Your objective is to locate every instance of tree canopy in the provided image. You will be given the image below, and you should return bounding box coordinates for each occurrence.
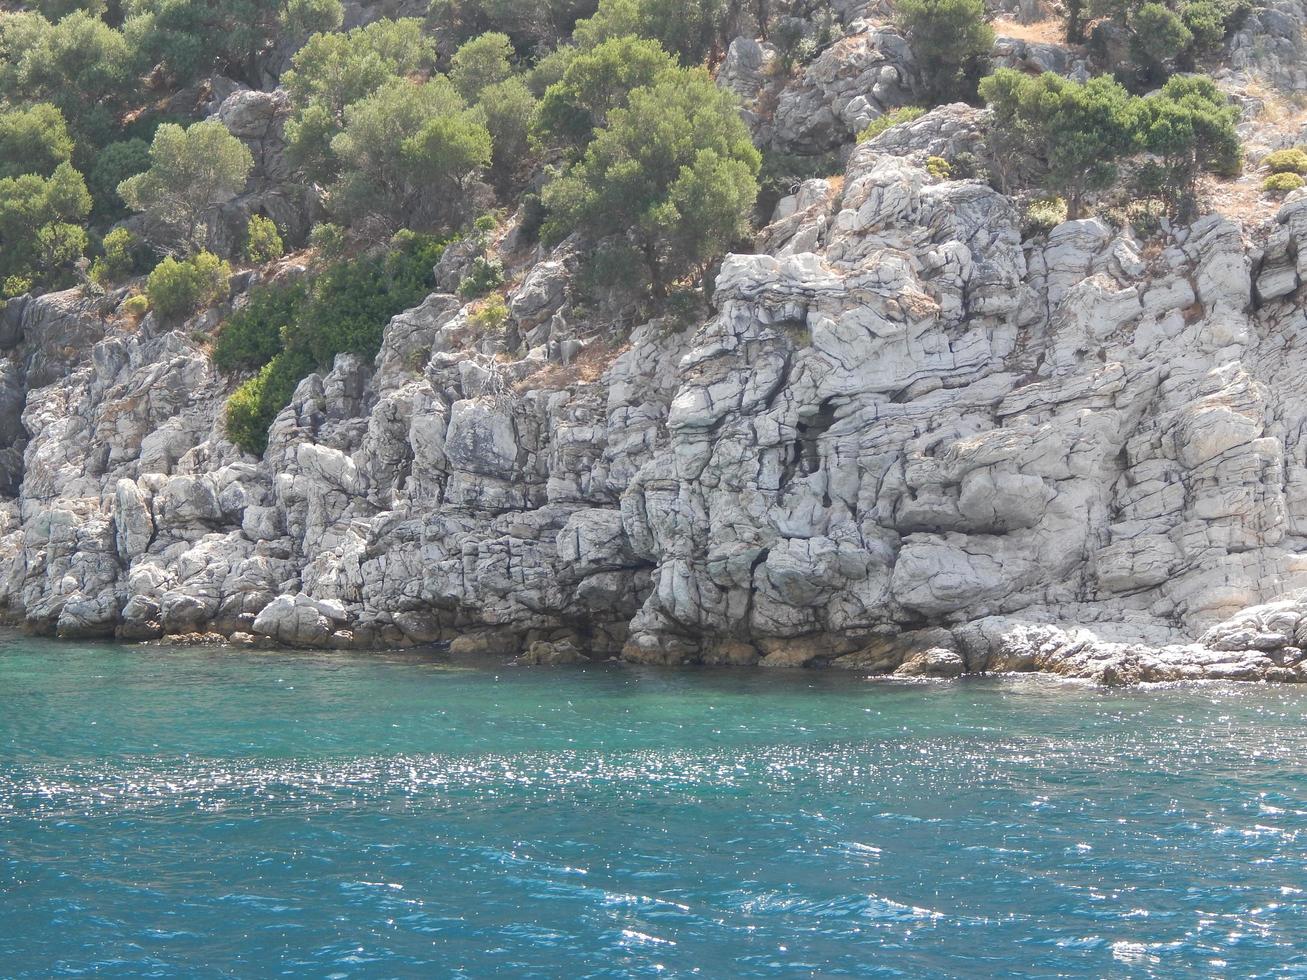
[542,66,759,294]
[118,120,254,252]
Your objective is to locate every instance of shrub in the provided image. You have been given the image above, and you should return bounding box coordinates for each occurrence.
[469,292,509,332]
[213,280,306,373]
[1263,172,1305,194]
[146,251,231,320]
[121,293,150,318]
[925,156,951,180]
[473,213,498,233]
[458,255,505,297]
[1023,196,1068,238]
[224,349,315,455]
[857,106,926,143]
[87,138,149,220]
[244,215,284,264]
[1263,148,1307,175]
[282,232,443,365]
[89,227,148,285]
[309,221,347,258]
[3,275,32,298]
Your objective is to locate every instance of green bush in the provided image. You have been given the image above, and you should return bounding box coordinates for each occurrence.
[857,106,926,143]
[309,222,347,259]
[457,255,504,298]
[224,349,315,455]
[222,233,444,455]
[121,293,150,318]
[1023,196,1068,238]
[3,275,32,298]
[469,292,508,332]
[213,280,306,373]
[90,227,149,285]
[244,215,284,264]
[1263,172,1305,194]
[925,155,951,180]
[1263,148,1307,175]
[146,251,231,320]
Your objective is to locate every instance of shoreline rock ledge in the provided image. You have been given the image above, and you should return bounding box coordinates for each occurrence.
[6,111,1307,685]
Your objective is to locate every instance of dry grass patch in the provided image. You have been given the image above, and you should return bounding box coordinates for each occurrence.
[513,337,629,392]
[991,16,1068,45]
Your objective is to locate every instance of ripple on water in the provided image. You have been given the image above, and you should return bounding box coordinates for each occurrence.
[2,641,1307,977]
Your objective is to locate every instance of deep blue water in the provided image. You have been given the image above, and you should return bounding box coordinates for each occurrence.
[2,637,1306,978]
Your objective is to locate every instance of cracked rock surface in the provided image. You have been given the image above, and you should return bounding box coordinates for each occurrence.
[7,108,1307,683]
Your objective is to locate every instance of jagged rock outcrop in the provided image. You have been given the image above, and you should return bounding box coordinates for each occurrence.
[6,101,1307,683]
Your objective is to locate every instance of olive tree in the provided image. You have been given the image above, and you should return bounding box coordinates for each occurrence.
[118,120,254,253]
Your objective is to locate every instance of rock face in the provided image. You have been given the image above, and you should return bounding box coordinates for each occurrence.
[5,105,1307,683]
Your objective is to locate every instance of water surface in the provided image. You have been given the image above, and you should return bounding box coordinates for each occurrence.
[2,636,1306,977]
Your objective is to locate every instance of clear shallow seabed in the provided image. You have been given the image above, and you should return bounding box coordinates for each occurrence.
[1,636,1305,978]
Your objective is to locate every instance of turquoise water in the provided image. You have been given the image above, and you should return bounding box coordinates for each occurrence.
[2,638,1306,978]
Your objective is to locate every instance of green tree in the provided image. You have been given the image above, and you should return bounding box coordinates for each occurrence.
[1129,2,1193,84]
[87,138,151,220]
[573,0,726,64]
[329,77,491,234]
[895,0,994,105]
[4,11,136,151]
[118,120,254,253]
[449,31,515,101]
[123,0,343,86]
[1135,74,1240,214]
[0,103,74,180]
[427,0,598,53]
[980,68,1139,217]
[0,162,92,293]
[244,214,284,263]
[535,35,675,149]
[283,18,434,182]
[543,68,759,295]
[477,77,538,191]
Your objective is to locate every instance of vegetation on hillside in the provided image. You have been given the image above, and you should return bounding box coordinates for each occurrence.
[0,0,1255,454]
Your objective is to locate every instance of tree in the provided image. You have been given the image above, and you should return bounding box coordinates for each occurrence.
[4,11,136,151]
[535,35,675,149]
[477,77,538,191]
[542,68,759,295]
[118,120,254,253]
[1129,2,1192,84]
[427,0,598,53]
[283,18,434,182]
[895,0,994,105]
[0,104,74,180]
[1135,74,1240,215]
[0,162,92,294]
[449,31,515,102]
[572,0,727,64]
[123,0,343,86]
[87,138,151,220]
[328,77,491,234]
[980,68,1139,217]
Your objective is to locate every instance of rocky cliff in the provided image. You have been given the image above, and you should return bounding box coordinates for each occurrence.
[6,80,1307,682]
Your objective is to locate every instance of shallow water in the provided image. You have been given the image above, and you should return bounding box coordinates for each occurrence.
[1,637,1306,977]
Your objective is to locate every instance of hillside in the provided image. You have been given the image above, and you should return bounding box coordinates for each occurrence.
[3,0,1307,681]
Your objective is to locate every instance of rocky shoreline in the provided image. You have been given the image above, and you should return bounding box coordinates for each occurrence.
[6,56,1307,685]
